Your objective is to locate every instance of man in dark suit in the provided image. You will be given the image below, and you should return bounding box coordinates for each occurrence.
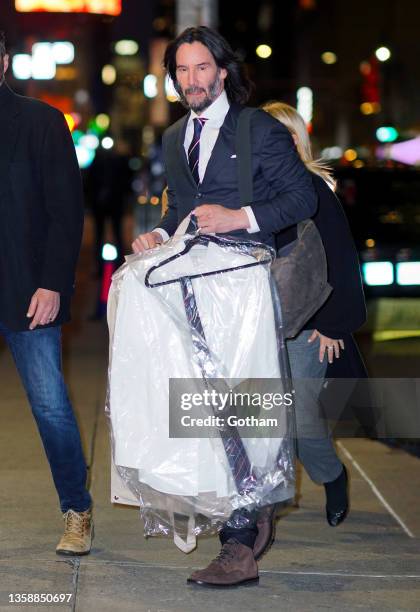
[132,26,317,586]
[0,32,92,555]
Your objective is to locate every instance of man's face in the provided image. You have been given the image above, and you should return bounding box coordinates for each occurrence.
[175,42,227,113]
[0,54,9,85]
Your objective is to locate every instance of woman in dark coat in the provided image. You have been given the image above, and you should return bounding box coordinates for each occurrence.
[262,101,367,529]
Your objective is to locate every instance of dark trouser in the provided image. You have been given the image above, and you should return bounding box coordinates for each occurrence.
[0,321,92,513]
[288,329,343,484]
[218,329,344,548]
[219,508,258,548]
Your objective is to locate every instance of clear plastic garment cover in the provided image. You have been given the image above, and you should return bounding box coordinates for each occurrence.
[106,229,296,552]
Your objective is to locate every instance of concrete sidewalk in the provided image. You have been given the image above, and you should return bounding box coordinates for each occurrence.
[1,230,419,611]
[1,316,419,612]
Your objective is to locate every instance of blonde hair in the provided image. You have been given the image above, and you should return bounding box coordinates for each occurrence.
[262,101,336,190]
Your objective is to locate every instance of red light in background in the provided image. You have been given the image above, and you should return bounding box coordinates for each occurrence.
[40,94,72,114]
[15,0,121,16]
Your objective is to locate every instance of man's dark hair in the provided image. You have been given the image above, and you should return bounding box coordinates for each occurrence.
[163,26,252,105]
[0,31,6,58]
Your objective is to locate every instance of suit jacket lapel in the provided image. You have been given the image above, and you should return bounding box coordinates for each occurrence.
[174,113,197,190]
[200,104,242,189]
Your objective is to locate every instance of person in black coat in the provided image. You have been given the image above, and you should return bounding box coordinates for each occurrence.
[0,32,92,555]
[263,100,367,528]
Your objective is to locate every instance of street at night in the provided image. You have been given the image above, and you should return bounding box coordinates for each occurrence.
[1,1,420,610]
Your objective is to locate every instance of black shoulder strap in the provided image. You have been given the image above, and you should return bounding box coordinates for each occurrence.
[235,107,258,206]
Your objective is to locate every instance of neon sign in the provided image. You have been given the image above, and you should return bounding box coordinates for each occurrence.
[15,0,121,16]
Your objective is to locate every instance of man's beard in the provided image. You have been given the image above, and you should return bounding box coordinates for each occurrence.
[177,70,223,113]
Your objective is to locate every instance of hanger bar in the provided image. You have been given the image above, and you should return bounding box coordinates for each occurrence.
[144,234,273,289]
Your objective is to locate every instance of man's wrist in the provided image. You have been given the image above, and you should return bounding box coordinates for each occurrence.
[151,229,167,243]
[235,208,251,231]
[241,206,260,234]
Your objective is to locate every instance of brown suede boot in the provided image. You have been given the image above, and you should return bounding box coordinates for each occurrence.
[56,508,93,556]
[253,504,277,561]
[187,538,259,587]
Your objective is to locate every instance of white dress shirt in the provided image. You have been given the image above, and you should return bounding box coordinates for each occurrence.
[155,89,259,242]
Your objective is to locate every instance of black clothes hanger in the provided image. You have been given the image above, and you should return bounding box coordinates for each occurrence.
[144,233,274,289]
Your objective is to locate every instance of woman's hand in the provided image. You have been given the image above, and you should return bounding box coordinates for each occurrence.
[308,329,345,363]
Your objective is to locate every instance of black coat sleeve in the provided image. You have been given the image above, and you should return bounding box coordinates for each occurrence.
[39,110,84,295]
[305,175,366,337]
[250,119,318,232]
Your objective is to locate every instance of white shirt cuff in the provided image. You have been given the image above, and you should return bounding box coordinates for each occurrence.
[242,206,260,234]
[153,228,170,243]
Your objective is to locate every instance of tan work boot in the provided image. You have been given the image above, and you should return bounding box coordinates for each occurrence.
[56,508,93,556]
[187,538,259,587]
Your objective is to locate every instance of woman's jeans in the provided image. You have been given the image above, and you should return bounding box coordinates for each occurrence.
[0,321,92,513]
[287,328,342,484]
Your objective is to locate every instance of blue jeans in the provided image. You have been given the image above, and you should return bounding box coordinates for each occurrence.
[0,321,92,513]
[287,329,343,484]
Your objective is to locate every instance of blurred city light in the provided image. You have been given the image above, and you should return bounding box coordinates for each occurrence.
[70,112,81,127]
[31,43,56,79]
[376,126,398,142]
[360,102,381,115]
[359,61,371,76]
[72,130,83,145]
[12,54,32,79]
[353,160,365,168]
[52,42,74,64]
[102,64,116,85]
[64,113,75,132]
[165,75,179,102]
[80,134,100,149]
[102,243,118,261]
[363,262,394,286]
[56,66,77,80]
[256,44,272,59]
[15,0,121,15]
[143,74,158,98]
[344,148,357,161]
[296,86,313,125]
[321,146,343,160]
[365,239,376,248]
[102,137,114,149]
[96,114,110,130]
[377,136,420,165]
[75,89,90,105]
[75,144,95,169]
[396,262,420,286]
[375,46,391,62]
[114,40,139,56]
[321,51,337,64]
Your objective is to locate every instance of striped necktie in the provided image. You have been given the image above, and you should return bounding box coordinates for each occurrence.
[179,276,256,494]
[188,117,207,184]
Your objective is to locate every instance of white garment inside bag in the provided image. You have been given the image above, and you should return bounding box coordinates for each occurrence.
[108,236,284,500]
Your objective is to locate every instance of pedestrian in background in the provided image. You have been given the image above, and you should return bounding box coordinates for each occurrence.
[263,100,367,526]
[0,31,93,556]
